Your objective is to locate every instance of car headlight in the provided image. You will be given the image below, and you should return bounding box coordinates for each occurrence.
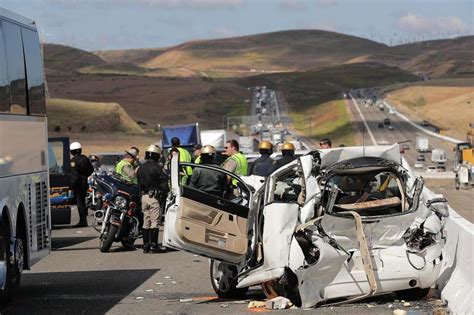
[114,196,128,209]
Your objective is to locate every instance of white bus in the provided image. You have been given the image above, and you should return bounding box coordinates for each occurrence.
[0,8,50,300]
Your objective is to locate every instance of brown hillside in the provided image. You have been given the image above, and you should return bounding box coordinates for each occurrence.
[95,48,167,64]
[141,30,390,71]
[43,43,105,75]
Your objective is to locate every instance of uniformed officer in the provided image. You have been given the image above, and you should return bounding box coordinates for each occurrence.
[115,148,138,184]
[249,140,275,177]
[189,145,227,197]
[222,139,248,192]
[171,137,192,183]
[70,142,94,227]
[193,144,202,164]
[136,144,169,254]
[274,142,296,170]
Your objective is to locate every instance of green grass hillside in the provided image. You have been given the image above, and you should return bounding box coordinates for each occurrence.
[47,98,145,134]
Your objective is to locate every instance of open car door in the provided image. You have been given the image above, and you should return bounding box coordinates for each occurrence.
[48,137,73,225]
[163,155,253,264]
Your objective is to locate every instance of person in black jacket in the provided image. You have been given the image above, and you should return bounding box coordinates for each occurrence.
[70,142,94,227]
[136,144,169,254]
[249,140,275,177]
[274,142,296,170]
[189,145,227,197]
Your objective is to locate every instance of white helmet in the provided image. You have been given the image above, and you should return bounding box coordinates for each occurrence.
[70,142,82,151]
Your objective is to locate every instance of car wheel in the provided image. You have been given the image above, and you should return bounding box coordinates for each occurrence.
[395,287,430,301]
[209,259,248,299]
[0,223,21,304]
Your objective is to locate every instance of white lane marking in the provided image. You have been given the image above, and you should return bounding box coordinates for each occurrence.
[350,94,377,145]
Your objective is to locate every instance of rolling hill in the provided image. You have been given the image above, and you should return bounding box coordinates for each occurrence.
[43,43,106,75]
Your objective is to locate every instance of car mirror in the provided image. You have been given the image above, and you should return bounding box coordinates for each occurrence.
[409,177,424,211]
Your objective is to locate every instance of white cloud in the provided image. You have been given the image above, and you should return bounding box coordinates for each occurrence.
[397,13,470,34]
[279,0,307,10]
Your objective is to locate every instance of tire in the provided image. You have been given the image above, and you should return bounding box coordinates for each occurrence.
[100,224,118,253]
[209,259,248,299]
[395,287,430,301]
[0,223,20,304]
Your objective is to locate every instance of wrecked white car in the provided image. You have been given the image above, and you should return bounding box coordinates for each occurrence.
[163,144,448,308]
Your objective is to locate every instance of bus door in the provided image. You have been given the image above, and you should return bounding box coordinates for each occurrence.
[48,137,73,225]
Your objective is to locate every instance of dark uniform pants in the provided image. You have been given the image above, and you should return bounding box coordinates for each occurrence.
[74,181,88,223]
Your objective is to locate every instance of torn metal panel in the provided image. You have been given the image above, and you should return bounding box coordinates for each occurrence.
[319,144,401,169]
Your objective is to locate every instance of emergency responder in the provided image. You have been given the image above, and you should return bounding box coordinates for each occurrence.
[70,142,94,227]
[193,144,202,164]
[222,139,248,191]
[319,138,332,149]
[129,146,141,169]
[115,148,138,183]
[171,137,192,183]
[136,144,168,254]
[274,142,296,170]
[189,145,227,197]
[249,140,274,177]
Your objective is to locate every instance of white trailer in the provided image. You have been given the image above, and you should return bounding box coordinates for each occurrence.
[201,129,226,150]
[431,149,447,164]
[416,137,430,152]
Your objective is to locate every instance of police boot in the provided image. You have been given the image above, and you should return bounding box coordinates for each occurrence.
[142,229,150,253]
[150,229,166,253]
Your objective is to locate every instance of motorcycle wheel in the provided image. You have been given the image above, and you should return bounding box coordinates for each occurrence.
[100,224,117,253]
[209,259,248,299]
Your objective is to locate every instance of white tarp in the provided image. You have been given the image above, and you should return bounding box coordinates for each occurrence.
[200,129,226,148]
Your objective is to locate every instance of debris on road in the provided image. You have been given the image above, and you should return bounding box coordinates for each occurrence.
[179,298,193,303]
[171,281,177,284]
[403,302,411,307]
[265,296,293,310]
[393,309,407,315]
[247,301,266,309]
[220,303,229,308]
[163,276,171,279]
[156,282,164,285]
[135,297,144,300]
[145,289,154,293]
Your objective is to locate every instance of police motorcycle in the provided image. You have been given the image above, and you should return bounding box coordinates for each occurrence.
[93,174,142,252]
[85,171,104,211]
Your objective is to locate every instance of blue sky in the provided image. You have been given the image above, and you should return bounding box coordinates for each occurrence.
[2,0,473,51]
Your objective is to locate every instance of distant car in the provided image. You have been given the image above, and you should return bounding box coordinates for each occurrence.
[388,125,395,131]
[378,123,384,128]
[427,166,437,172]
[384,118,391,125]
[414,162,424,169]
[421,120,430,127]
[389,108,396,115]
[417,155,426,162]
[436,165,447,172]
[401,144,410,150]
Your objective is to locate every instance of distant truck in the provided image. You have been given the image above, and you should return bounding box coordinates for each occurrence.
[239,136,258,154]
[162,123,200,150]
[201,129,226,150]
[416,137,430,152]
[431,149,447,164]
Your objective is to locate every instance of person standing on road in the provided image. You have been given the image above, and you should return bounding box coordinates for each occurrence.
[319,138,332,149]
[171,137,193,183]
[129,146,141,169]
[137,145,169,254]
[249,140,275,177]
[222,139,248,189]
[274,142,296,170]
[115,148,139,184]
[70,142,94,227]
[193,144,202,164]
[189,145,227,197]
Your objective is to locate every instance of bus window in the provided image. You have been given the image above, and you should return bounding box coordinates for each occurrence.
[0,22,10,113]
[22,27,46,116]
[3,21,26,115]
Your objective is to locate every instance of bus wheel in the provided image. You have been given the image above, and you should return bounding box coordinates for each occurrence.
[0,223,21,304]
